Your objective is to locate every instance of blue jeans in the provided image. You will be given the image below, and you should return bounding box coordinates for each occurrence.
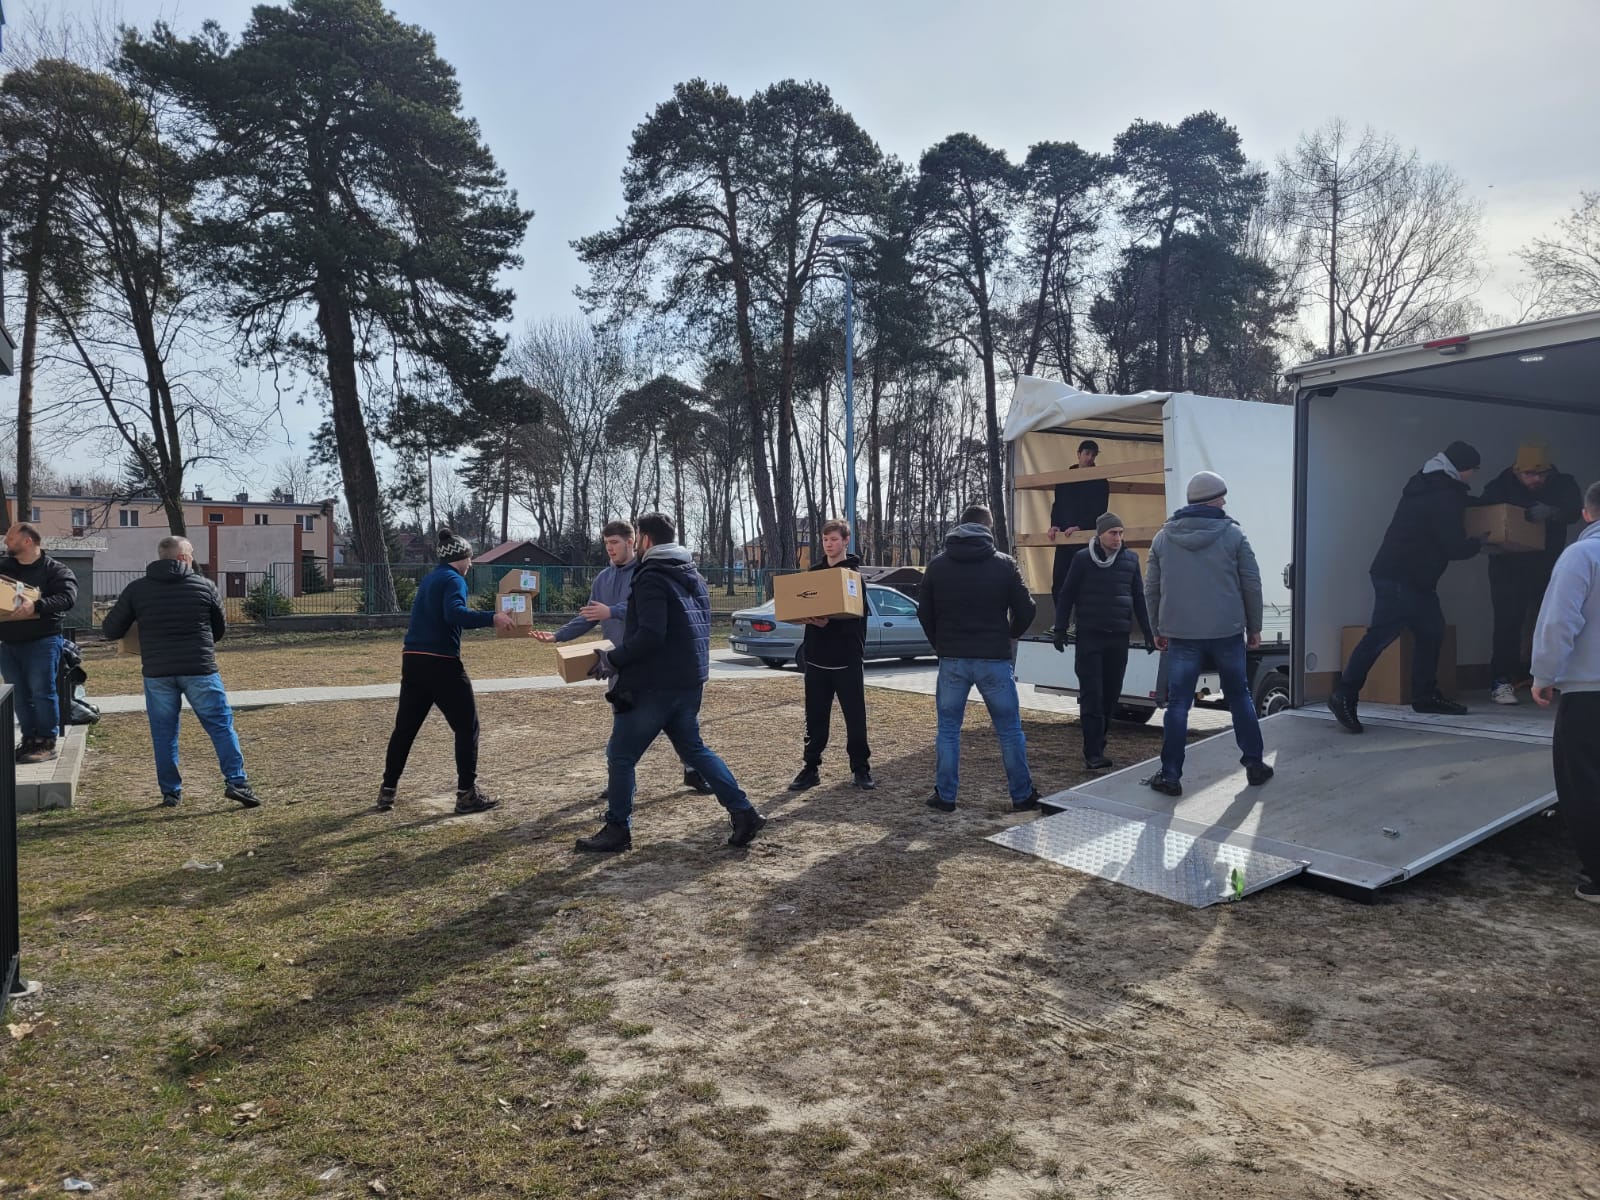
[144,674,248,798]
[1340,574,1445,700]
[934,658,1034,805]
[1,635,63,739]
[1160,636,1265,781]
[605,686,752,827]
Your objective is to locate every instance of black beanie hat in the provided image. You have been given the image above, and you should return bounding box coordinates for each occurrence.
[438,528,473,564]
[1444,441,1481,472]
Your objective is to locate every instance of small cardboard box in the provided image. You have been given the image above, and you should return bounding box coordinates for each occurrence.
[495,589,536,639]
[118,622,141,657]
[555,639,615,684]
[773,567,865,623]
[1464,503,1546,555]
[496,568,541,596]
[1341,624,1457,706]
[0,575,42,621]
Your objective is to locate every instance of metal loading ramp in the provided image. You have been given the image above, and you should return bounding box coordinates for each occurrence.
[991,707,1556,906]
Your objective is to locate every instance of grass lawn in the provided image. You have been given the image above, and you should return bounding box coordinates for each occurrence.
[3,681,1598,1198]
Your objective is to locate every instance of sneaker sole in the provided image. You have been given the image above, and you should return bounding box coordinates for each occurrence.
[454,801,500,815]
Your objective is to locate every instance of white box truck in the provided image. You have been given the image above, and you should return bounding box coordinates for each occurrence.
[1006,378,1296,721]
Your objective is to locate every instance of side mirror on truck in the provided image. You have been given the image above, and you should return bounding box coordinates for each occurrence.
[1282,563,1293,591]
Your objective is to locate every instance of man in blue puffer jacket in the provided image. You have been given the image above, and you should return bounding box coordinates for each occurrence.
[575,512,765,853]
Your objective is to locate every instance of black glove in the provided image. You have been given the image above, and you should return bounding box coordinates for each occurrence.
[1526,503,1557,523]
[1052,631,1066,653]
[1145,644,1157,655]
[587,648,616,681]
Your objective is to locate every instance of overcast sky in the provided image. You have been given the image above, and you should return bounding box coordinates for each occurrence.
[17,0,1599,492]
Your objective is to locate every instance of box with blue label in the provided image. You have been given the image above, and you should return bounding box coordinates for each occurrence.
[773,568,865,623]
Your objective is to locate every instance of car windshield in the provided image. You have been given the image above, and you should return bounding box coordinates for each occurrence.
[869,587,917,616]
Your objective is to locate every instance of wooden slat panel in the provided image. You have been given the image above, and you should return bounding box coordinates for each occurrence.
[1108,481,1166,496]
[1014,457,1165,490]
[1014,529,1160,548]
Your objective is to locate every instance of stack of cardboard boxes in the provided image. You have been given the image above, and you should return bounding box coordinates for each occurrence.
[496,569,540,639]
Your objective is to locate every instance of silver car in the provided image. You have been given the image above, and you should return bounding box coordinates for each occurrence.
[729,585,932,668]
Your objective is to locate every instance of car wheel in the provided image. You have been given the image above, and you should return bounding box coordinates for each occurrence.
[1112,704,1156,724]
[761,658,787,670]
[1253,669,1291,717]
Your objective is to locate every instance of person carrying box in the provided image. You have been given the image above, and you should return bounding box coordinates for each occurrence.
[0,522,79,765]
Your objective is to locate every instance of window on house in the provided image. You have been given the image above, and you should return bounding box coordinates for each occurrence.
[299,515,315,532]
[254,513,269,526]
[119,509,139,527]
[30,507,40,523]
[208,512,224,524]
[71,508,89,527]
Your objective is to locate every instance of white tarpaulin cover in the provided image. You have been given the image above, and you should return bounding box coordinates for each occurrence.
[1002,376,1172,442]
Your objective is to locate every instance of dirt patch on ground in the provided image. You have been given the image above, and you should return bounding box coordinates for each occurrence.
[6,679,1597,1198]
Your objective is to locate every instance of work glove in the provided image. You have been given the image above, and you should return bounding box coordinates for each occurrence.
[1052,630,1067,653]
[587,648,616,681]
[1526,503,1557,523]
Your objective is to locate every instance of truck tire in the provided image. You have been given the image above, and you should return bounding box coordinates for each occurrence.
[1253,669,1291,717]
[1112,704,1156,724]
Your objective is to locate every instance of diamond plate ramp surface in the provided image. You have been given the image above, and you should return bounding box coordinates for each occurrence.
[989,805,1308,908]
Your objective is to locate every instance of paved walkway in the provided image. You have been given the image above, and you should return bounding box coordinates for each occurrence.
[90,650,1230,730]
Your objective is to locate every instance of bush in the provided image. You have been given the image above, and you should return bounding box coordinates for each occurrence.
[394,575,418,612]
[243,579,293,621]
[301,559,331,594]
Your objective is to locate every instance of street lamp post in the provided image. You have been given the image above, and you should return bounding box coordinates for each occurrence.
[823,234,869,555]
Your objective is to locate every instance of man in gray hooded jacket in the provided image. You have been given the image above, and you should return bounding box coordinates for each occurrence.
[1143,471,1272,796]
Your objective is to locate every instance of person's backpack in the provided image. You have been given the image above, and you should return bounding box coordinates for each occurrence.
[57,640,100,726]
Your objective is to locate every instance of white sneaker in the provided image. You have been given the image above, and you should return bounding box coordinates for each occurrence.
[1491,682,1519,706]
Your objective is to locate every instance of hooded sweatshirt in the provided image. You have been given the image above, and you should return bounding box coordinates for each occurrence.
[916,523,1035,660]
[1368,457,1481,592]
[101,559,225,678]
[1145,504,1263,641]
[403,564,497,658]
[554,557,634,645]
[1532,520,1600,695]
[606,542,712,691]
[802,552,868,669]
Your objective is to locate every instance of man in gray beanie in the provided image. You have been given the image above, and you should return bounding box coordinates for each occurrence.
[1052,511,1156,770]
[1143,471,1271,796]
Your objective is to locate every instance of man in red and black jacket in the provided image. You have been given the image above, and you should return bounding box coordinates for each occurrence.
[787,518,875,794]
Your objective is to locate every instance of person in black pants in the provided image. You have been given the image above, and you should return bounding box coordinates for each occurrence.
[1049,440,1111,598]
[788,519,875,793]
[1328,441,1485,733]
[1053,512,1156,770]
[380,529,516,814]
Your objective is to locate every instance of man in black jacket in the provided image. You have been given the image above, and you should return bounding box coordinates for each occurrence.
[1329,441,1485,733]
[1048,440,1111,597]
[575,512,765,853]
[917,504,1040,813]
[1053,512,1156,771]
[1480,442,1583,705]
[102,536,260,808]
[788,518,875,793]
[0,522,80,765]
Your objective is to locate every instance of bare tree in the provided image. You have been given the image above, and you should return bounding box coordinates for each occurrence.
[1520,191,1600,317]
[271,455,320,503]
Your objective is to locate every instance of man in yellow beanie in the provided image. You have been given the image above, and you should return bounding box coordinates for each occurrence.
[1481,443,1583,705]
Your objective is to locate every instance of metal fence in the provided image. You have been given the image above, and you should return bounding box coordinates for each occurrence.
[89,563,783,624]
[2,686,20,1012]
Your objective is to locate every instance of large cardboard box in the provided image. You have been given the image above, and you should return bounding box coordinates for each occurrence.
[495,589,536,639]
[496,568,542,596]
[118,622,141,657]
[773,567,865,623]
[1340,624,1457,706]
[555,639,615,684]
[0,575,42,621]
[1464,503,1546,554]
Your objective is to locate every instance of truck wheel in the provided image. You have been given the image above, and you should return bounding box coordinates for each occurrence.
[1112,704,1156,724]
[1253,670,1291,717]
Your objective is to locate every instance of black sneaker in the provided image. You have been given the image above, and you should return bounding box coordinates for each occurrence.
[575,821,631,853]
[377,786,397,812]
[683,769,715,794]
[787,765,821,792]
[1011,789,1041,813]
[925,790,956,813]
[728,808,767,847]
[1085,756,1114,771]
[17,738,56,765]
[1143,773,1183,797]
[1326,690,1363,734]
[225,781,262,808]
[453,784,499,815]
[161,792,181,808]
[13,736,34,763]
[852,769,878,791]
[1245,762,1275,786]
[1576,881,1600,905]
[1413,693,1468,716]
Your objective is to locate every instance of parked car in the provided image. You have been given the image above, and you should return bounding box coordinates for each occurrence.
[729,585,931,668]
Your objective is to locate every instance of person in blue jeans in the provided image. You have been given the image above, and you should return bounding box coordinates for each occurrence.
[574,512,765,853]
[1144,472,1273,796]
[0,522,79,764]
[101,536,260,809]
[916,504,1040,812]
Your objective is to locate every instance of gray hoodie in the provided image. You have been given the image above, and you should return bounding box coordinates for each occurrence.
[1532,520,1600,694]
[554,558,635,645]
[1145,505,1264,641]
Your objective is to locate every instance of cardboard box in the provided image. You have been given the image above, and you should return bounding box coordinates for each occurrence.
[118,622,141,657]
[495,589,536,639]
[1341,624,1457,706]
[1464,503,1546,555]
[555,639,615,684]
[497,568,541,596]
[0,575,42,621]
[773,567,865,623]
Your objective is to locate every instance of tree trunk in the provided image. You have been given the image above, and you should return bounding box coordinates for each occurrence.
[315,280,395,609]
[15,246,46,524]
[774,297,800,569]
[976,288,1009,551]
[868,369,885,564]
[500,447,511,544]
